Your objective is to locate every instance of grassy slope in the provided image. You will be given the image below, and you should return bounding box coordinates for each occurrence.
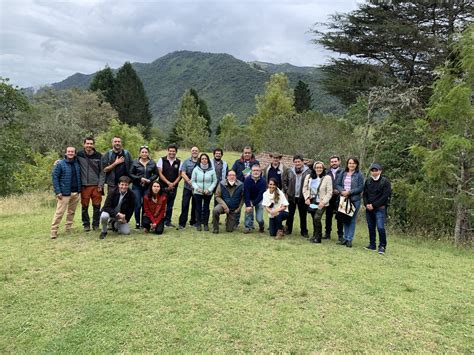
[1,151,472,353]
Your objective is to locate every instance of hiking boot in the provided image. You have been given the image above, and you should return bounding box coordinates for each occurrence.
[275,229,285,240]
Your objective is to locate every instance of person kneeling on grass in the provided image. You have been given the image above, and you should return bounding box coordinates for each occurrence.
[262,178,289,239]
[212,170,244,234]
[142,181,167,235]
[99,176,135,239]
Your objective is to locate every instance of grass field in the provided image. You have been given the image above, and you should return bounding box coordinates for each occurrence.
[1,151,472,353]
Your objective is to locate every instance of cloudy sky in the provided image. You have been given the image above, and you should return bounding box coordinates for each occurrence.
[0,0,359,88]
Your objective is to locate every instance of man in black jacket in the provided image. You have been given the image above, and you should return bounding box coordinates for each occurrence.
[76,137,102,232]
[99,176,135,239]
[363,163,392,254]
[325,155,344,241]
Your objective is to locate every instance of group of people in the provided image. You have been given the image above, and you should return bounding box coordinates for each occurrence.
[51,137,392,254]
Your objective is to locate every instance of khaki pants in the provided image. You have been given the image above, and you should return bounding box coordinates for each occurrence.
[50,193,80,238]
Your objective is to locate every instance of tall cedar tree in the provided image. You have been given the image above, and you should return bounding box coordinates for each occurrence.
[189,88,212,135]
[293,80,312,112]
[89,66,116,106]
[114,62,152,134]
[312,0,473,105]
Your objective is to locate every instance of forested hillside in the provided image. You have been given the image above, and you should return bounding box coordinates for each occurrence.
[49,51,344,131]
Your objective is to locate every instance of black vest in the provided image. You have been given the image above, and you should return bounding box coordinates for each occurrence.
[160,156,181,186]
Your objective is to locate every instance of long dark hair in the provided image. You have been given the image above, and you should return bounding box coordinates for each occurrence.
[147,181,164,199]
[310,161,327,179]
[345,156,360,172]
[199,153,211,166]
[268,177,280,204]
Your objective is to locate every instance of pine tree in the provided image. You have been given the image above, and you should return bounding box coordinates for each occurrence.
[89,65,116,106]
[293,80,312,112]
[312,0,474,105]
[169,90,209,148]
[189,88,212,135]
[114,62,152,134]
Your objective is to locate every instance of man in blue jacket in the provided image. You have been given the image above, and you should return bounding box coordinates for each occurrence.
[232,146,259,182]
[243,164,266,234]
[50,146,81,239]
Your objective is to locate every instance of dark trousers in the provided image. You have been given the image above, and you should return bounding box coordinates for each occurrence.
[366,207,387,248]
[310,207,326,239]
[194,194,212,227]
[142,216,165,235]
[82,205,101,228]
[178,188,196,227]
[287,197,308,235]
[132,185,147,226]
[212,204,239,232]
[269,211,289,236]
[164,188,177,225]
[325,199,344,239]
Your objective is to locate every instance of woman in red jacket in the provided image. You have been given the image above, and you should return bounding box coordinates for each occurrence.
[143,181,167,235]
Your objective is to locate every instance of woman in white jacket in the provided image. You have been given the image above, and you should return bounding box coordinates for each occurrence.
[302,161,333,243]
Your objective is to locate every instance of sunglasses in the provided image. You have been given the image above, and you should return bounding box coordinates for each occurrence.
[140,145,149,150]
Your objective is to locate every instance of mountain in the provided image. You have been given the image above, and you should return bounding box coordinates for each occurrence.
[50,51,344,132]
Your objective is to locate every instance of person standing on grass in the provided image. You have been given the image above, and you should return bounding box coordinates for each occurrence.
[302,161,333,243]
[263,152,288,189]
[283,154,311,238]
[262,178,289,239]
[50,146,82,239]
[76,137,102,232]
[99,136,132,195]
[363,163,392,255]
[177,146,199,230]
[191,153,218,231]
[243,164,266,234]
[157,144,181,227]
[325,155,344,242]
[212,170,244,234]
[99,176,135,239]
[211,148,228,184]
[129,145,158,229]
[336,156,364,248]
[142,181,167,235]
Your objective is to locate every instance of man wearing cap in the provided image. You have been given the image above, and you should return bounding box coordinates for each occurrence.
[363,163,392,254]
[263,152,288,190]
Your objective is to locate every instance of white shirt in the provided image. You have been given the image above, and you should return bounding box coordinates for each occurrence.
[262,189,289,218]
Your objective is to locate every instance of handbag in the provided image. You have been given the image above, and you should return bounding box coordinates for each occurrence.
[338,196,355,217]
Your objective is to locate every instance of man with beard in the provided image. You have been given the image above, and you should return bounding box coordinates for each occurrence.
[325,155,344,241]
[157,143,181,227]
[177,146,199,230]
[212,170,243,233]
[263,152,288,189]
[100,136,132,194]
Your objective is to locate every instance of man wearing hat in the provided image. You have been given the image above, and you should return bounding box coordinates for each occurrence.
[363,163,392,254]
[263,152,288,190]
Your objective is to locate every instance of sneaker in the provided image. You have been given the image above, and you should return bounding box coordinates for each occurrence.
[364,245,377,251]
[135,224,141,230]
[203,225,209,232]
[83,225,91,232]
[345,241,353,248]
[176,225,185,230]
[212,229,219,234]
[165,222,176,228]
[100,232,107,239]
[337,239,347,245]
[92,225,99,231]
[50,235,57,239]
[196,225,202,231]
[301,232,309,238]
[243,228,251,234]
[258,225,265,233]
[378,247,386,255]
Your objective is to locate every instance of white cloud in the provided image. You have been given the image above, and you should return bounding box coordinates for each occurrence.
[0,0,358,87]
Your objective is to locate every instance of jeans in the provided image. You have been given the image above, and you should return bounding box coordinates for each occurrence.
[194,194,212,227]
[132,185,147,226]
[366,207,387,248]
[343,199,361,241]
[178,188,197,227]
[244,202,264,230]
[164,188,177,225]
[287,197,308,235]
[268,211,289,236]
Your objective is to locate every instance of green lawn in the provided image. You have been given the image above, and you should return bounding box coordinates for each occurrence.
[1,150,472,352]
